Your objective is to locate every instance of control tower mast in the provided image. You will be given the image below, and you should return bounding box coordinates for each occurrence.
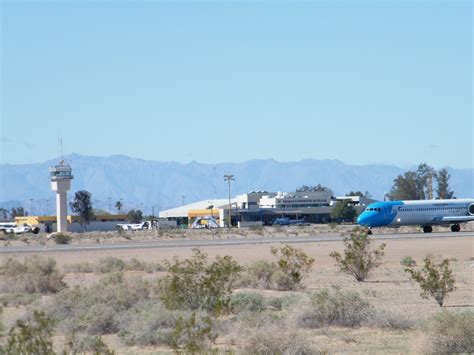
[50,160,73,233]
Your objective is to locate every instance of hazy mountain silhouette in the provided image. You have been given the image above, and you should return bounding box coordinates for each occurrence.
[1,154,472,215]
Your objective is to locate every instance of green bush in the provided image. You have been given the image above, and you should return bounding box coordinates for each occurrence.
[270,245,315,290]
[170,311,217,353]
[244,327,319,354]
[51,273,150,335]
[3,310,55,355]
[299,289,373,328]
[329,228,386,281]
[54,233,72,244]
[405,257,456,306]
[229,292,266,313]
[157,248,242,314]
[421,311,474,353]
[239,246,314,291]
[0,256,65,294]
[400,256,416,267]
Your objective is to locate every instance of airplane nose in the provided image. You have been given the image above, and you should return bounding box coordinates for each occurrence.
[357,214,365,225]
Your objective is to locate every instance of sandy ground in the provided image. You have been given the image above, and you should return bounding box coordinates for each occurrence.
[1,234,473,353]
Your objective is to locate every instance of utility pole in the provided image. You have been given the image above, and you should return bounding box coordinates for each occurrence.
[224,174,234,227]
[29,198,34,216]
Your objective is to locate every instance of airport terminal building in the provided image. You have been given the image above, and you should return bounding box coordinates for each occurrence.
[159,191,376,227]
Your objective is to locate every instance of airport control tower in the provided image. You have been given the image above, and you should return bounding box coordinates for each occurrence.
[50,160,73,233]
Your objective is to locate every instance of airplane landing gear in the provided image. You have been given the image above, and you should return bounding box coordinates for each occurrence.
[367,229,373,235]
[423,225,433,233]
[451,224,461,232]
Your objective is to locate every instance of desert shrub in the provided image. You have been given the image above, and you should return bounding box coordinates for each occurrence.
[64,257,164,274]
[229,292,265,313]
[126,257,165,272]
[95,256,126,273]
[329,228,386,281]
[244,326,319,354]
[3,310,55,355]
[51,273,150,335]
[249,225,264,235]
[270,244,315,290]
[270,270,299,291]
[170,311,217,352]
[367,310,414,330]
[65,334,115,354]
[63,261,94,273]
[0,293,40,307]
[0,306,3,337]
[240,246,314,291]
[299,289,373,328]
[405,257,456,307]
[0,256,65,294]
[53,233,72,244]
[400,256,416,267]
[420,310,474,353]
[157,248,242,314]
[266,294,301,311]
[329,222,338,230]
[118,300,184,346]
[239,260,279,289]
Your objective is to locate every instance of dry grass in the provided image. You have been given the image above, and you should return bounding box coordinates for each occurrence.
[0,234,472,353]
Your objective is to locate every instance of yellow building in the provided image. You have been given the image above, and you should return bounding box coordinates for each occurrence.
[15,214,128,227]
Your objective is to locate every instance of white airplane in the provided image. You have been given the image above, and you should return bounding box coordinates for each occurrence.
[0,223,40,235]
[116,221,156,231]
[357,198,474,233]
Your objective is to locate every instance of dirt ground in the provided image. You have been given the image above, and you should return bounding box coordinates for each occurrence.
[1,234,473,353]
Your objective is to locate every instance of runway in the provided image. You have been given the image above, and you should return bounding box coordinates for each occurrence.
[1,231,473,254]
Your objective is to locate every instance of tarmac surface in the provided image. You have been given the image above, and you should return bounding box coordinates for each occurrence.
[1,231,473,254]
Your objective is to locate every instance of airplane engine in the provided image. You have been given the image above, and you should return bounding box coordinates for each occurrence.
[469,203,474,216]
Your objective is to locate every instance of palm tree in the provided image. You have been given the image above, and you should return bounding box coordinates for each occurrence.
[115,200,123,213]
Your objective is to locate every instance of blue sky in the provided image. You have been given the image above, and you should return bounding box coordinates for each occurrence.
[1,1,472,168]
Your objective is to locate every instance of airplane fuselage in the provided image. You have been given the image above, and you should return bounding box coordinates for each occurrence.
[357,199,474,231]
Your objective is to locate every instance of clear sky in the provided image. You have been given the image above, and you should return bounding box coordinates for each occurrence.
[1,1,472,168]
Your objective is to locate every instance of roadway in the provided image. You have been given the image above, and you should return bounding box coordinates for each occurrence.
[0,231,473,254]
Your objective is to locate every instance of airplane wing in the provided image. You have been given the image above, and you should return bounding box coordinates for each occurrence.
[441,216,474,222]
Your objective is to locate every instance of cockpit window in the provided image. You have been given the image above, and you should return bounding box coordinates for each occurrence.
[366,207,381,212]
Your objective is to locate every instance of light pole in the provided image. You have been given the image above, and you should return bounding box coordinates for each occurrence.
[182,195,186,206]
[224,174,234,227]
[108,197,111,214]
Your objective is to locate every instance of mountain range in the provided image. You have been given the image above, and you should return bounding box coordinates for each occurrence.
[1,154,473,215]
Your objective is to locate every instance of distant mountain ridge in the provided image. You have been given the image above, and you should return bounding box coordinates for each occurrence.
[1,154,473,215]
